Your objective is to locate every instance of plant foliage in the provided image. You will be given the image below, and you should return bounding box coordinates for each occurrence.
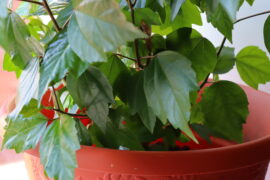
[1,0,270,179]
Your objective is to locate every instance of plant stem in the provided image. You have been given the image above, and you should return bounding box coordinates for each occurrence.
[18,0,44,6]
[200,37,227,90]
[235,10,270,24]
[113,53,137,62]
[42,0,61,32]
[126,0,143,69]
[53,109,88,117]
[52,86,61,110]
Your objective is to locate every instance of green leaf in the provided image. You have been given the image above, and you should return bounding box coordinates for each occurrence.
[68,0,147,62]
[10,59,40,117]
[187,38,217,82]
[129,72,156,133]
[96,54,129,87]
[75,119,91,146]
[246,0,254,5]
[39,31,88,100]
[264,15,270,54]
[236,46,270,89]
[124,8,161,26]
[214,47,235,74]
[20,99,41,117]
[0,12,35,68]
[2,53,22,78]
[190,104,205,124]
[200,81,249,142]
[40,115,80,180]
[144,51,198,142]
[66,67,114,131]
[171,0,186,21]
[152,0,202,36]
[2,113,47,153]
[219,0,240,21]
[0,0,8,18]
[206,3,234,41]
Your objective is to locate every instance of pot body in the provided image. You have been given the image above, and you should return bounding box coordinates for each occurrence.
[24,86,270,180]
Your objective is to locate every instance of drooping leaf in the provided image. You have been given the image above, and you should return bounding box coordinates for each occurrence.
[75,119,91,146]
[200,81,249,142]
[39,31,88,100]
[187,37,217,82]
[152,0,202,36]
[170,0,186,21]
[10,59,40,118]
[206,3,234,41]
[144,51,198,142]
[264,15,270,54]
[40,115,80,180]
[2,113,47,153]
[66,67,114,131]
[0,12,36,68]
[129,72,156,133]
[246,0,255,5]
[236,46,270,89]
[68,0,147,62]
[214,47,235,74]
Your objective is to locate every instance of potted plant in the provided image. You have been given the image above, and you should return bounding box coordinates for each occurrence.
[1,0,270,179]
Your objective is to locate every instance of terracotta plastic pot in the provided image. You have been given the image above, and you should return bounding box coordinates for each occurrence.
[23,85,270,180]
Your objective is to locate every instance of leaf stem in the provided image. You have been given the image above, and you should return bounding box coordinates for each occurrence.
[200,37,227,90]
[42,0,61,32]
[113,53,137,62]
[52,86,61,110]
[53,109,88,117]
[18,0,44,6]
[126,0,143,69]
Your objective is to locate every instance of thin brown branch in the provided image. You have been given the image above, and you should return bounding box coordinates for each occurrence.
[235,10,270,24]
[53,109,88,117]
[140,55,155,60]
[18,0,44,6]
[52,86,60,110]
[42,0,61,32]
[126,0,143,69]
[113,53,137,62]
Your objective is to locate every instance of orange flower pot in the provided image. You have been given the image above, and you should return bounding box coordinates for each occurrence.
[23,85,270,180]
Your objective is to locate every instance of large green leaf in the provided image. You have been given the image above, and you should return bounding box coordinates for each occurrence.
[40,115,80,180]
[129,72,156,133]
[10,59,40,117]
[0,12,35,68]
[66,67,114,131]
[264,15,270,54]
[2,113,47,153]
[39,31,88,100]
[68,0,147,62]
[124,8,161,26]
[236,46,270,89]
[188,38,217,82]
[152,0,202,35]
[200,81,249,142]
[144,51,198,141]
[214,47,235,74]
